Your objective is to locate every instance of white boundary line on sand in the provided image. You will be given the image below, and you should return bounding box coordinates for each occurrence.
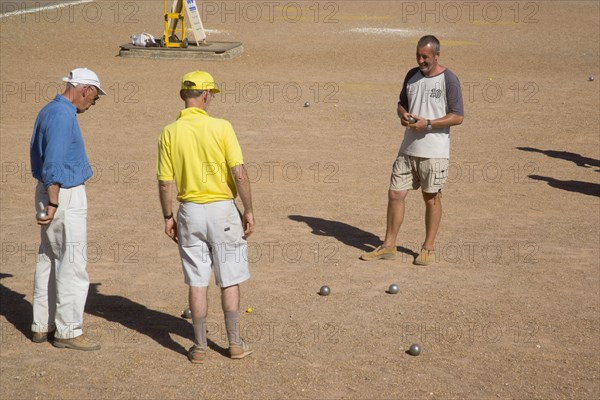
[204,29,229,35]
[0,0,94,19]
[347,28,421,37]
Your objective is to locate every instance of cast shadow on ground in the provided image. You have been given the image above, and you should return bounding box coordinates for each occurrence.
[288,215,418,258]
[0,273,32,340]
[516,147,600,171]
[516,147,600,197]
[528,175,600,198]
[86,283,228,357]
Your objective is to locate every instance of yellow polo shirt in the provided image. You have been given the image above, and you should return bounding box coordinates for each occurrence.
[156,107,244,204]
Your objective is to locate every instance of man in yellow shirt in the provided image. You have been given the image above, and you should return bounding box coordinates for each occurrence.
[157,71,255,363]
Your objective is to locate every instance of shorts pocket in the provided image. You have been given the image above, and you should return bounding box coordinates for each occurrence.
[222,205,244,243]
[433,168,448,186]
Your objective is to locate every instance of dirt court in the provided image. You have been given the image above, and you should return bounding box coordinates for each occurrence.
[1,0,599,398]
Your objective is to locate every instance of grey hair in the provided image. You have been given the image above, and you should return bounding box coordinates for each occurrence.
[180,89,207,101]
[417,35,440,54]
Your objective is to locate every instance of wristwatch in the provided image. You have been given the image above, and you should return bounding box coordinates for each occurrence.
[426,120,433,131]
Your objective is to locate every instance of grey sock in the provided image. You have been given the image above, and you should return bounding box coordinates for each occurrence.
[192,317,207,350]
[224,311,240,346]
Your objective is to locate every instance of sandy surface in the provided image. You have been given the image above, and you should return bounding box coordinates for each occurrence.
[1,1,599,398]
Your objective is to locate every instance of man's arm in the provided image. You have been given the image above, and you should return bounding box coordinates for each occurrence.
[36,112,70,225]
[430,113,464,128]
[409,112,464,132]
[158,180,177,242]
[397,67,420,126]
[231,164,254,237]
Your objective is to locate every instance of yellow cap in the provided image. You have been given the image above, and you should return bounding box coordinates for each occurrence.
[181,71,220,93]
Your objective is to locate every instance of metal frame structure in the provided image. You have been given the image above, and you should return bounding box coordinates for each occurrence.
[163,0,188,48]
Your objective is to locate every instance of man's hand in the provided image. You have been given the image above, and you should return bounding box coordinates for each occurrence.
[410,116,428,132]
[36,206,56,225]
[242,211,255,237]
[401,112,429,132]
[38,184,60,225]
[401,112,421,127]
[165,217,178,243]
[400,112,412,127]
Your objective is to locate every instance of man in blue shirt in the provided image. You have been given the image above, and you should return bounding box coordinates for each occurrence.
[30,68,105,351]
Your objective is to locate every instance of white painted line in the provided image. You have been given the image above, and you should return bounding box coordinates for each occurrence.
[204,29,229,35]
[347,28,421,37]
[0,0,94,19]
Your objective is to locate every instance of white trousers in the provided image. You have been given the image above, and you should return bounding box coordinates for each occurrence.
[32,183,89,339]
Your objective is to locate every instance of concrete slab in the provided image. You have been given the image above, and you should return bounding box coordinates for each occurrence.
[118,41,243,61]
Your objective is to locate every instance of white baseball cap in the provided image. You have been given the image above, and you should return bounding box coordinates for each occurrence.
[62,68,106,95]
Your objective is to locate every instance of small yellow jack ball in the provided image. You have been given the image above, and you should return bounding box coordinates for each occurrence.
[246,307,253,313]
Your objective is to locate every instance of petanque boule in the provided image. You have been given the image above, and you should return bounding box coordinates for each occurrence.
[588,75,595,81]
[408,344,422,356]
[304,101,310,107]
[181,308,192,319]
[388,283,399,294]
[319,285,331,296]
[36,211,47,219]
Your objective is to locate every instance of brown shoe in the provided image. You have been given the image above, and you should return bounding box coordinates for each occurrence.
[187,345,207,364]
[360,245,397,261]
[53,334,101,351]
[32,331,54,343]
[414,248,436,265]
[229,340,253,359]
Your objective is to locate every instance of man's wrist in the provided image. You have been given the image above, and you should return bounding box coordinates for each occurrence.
[48,201,59,208]
[164,213,173,220]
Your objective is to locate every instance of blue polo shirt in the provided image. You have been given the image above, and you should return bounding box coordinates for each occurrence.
[30,95,92,188]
